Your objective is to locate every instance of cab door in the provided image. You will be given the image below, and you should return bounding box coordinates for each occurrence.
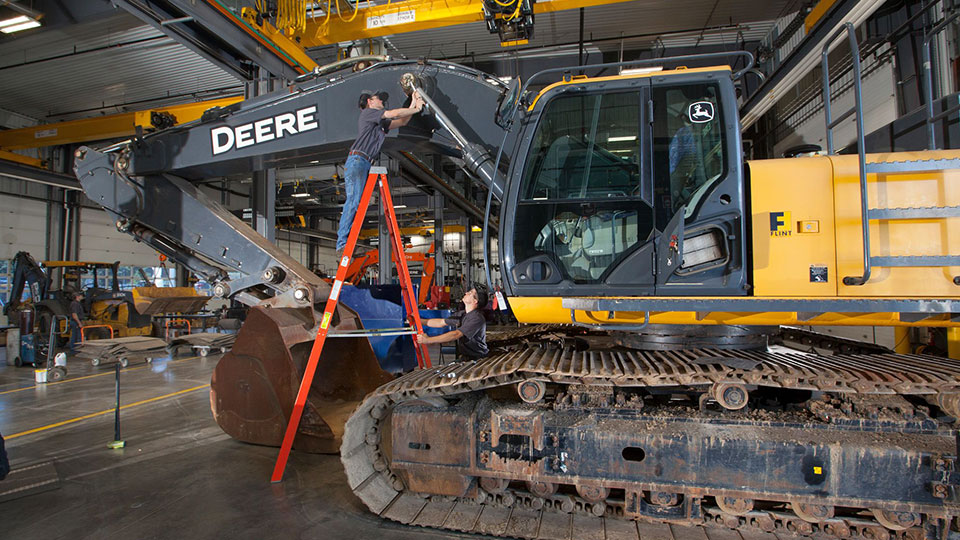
[504,84,657,297]
[648,75,748,295]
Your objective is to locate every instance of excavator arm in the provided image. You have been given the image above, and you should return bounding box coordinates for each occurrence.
[72,59,512,453]
[4,252,48,316]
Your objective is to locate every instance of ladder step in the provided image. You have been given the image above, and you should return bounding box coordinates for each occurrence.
[864,158,960,174]
[870,255,960,267]
[868,205,960,220]
[327,327,417,338]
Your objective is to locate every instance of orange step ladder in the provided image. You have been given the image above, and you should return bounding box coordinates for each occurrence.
[271,166,431,482]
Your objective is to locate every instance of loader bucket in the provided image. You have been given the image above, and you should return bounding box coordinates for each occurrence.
[132,286,211,315]
[210,304,392,454]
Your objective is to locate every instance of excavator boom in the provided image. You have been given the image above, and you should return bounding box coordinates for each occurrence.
[72,59,513,452]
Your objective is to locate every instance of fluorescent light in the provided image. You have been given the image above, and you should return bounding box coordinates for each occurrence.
[310,160,320,164]
[0,15,31,28]
[608,135,637,142]
[0,19,40,33]
[620,66,663,76]
[291,192,310,198]
[393,204,407,209]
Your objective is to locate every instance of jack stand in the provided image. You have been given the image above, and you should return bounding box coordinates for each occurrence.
[107,362,126,449]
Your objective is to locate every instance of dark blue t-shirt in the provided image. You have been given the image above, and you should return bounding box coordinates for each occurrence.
[349,108,389,158]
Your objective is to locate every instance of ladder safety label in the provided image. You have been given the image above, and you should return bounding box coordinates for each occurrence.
[340,256,349,267]
[320,312,332,330]
[366,10,415,29]
[330,280,342,301]
[495,291,508,311]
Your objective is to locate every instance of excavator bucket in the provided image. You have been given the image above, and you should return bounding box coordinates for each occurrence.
[132,286,211,315]
[210,304,392,454]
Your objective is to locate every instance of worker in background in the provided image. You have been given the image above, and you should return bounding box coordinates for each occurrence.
[417,287,489,361]
[68,292,84,354]
[336,89,425,259]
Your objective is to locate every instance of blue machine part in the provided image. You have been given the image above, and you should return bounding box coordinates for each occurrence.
[338,284,450,373]
[19,333,38,366]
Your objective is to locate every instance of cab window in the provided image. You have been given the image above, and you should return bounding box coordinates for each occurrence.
[514,91,652,283]
[651,82,725,222]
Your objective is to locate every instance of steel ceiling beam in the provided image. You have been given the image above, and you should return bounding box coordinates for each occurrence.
[0,159,80,190]
[113,0,315,81]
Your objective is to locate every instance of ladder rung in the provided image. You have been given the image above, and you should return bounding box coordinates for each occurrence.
[865,158,960,173]
[869,206,960,219]
[326,327,417,338]
[870,255,960,267]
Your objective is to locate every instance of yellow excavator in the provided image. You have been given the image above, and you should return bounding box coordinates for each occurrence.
[6,254,209,343]
[73,41,960,540]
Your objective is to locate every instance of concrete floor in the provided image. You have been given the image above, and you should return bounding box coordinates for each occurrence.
[0,348,461,539]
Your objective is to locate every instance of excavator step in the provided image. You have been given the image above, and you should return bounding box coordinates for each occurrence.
[870,255,960,267]
[864,158,960,173]
[868,205,960,220]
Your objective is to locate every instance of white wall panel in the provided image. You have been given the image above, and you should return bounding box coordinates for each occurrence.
[774,60,897,157]
[78,207,159,267]
[0,194,46,260]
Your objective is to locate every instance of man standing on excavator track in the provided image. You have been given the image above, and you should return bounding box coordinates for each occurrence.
[336,89,425,259]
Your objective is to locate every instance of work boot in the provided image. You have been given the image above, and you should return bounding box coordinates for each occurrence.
[335,248,345,265]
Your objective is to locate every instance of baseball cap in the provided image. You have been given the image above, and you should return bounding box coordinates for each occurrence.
[358,89,390,109]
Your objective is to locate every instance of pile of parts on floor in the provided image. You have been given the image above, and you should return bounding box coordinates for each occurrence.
[167,332,236,357]
[76,336,168,367]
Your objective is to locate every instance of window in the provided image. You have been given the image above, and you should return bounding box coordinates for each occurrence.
[651,82,725,220]
[513,91,653,283]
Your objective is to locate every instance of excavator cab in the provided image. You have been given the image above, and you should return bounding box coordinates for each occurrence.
[502,67,746,303]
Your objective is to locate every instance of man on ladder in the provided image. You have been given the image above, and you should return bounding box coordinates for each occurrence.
[336,88,425,259]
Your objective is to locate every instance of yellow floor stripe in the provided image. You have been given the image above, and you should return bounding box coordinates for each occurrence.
[6,383,210,439]
[0,355,203,396]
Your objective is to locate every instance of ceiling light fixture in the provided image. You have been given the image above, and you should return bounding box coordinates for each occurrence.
[291,192,310,198]
[0,15,41,34]
[607,135,637,142]
[393,204,407,209]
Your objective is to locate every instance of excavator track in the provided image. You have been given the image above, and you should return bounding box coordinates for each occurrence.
[342,345,960,540]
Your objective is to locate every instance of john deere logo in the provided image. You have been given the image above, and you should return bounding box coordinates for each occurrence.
[688,101,715,123]
[770,211,792,237]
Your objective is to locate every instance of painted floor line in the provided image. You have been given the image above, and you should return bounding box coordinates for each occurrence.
[6,383,211,439]
[0,355,204,396]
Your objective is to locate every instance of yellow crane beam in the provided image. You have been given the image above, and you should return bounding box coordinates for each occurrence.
[0,96,244,151]
[0,149,44,168]
[298,0,637,48]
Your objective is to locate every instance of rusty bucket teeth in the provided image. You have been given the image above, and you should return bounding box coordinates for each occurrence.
[210,305,392,454]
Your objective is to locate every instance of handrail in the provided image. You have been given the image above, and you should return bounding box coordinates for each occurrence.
[165,318,192,341]
[80,324,115,341]
[522,51,756,97]
[821,22,871,286]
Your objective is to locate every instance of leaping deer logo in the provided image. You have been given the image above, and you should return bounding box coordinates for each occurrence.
[688,101,715,123]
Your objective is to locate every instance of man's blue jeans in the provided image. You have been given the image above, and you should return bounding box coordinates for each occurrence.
[337,154,371,251]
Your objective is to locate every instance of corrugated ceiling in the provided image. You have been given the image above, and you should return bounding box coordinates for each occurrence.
[0,11,242,121]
